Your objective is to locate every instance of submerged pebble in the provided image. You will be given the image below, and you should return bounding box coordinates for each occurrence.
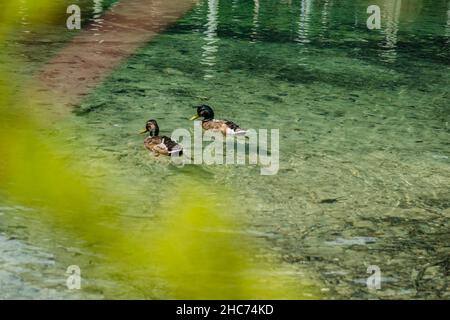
[325,237,377,246]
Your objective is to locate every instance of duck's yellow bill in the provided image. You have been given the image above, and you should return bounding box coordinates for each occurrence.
[139,129,148,134]
[190,115,199,120]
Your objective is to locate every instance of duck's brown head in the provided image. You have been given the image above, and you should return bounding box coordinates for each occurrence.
[140,119,159,136]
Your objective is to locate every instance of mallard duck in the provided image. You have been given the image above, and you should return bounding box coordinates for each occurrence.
[189,105,247,136]
[140,119,183,156]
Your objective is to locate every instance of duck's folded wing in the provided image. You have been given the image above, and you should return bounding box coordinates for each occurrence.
[161,136,183,154]
[144,136,162,147]
[224,120,240,130]
[224,120,247,135]
[202,120,225,131]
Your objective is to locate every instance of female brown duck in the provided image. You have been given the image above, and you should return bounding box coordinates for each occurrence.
[140,119,183,156]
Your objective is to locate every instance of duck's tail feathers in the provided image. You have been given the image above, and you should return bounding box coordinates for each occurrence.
[168,143,183,157]
[227,128,249,136]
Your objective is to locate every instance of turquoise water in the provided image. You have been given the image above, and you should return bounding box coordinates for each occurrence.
[1,0,450,299]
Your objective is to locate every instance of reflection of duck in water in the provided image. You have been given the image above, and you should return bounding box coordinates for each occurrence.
[190,105,248,136]
[140,120,183,157]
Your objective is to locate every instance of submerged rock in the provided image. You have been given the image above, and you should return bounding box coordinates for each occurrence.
[325,237,377,246]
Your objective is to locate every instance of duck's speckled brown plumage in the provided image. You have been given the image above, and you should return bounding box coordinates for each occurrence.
[141,120,183,157]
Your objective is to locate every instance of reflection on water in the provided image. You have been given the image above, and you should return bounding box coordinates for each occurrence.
[191,1,204,33]
[18,0,30,34]
[231,0,240,24]
[319,0,331,38]
[93,0,103,18]
[250,0,260,43]
[90,0,105,42]
[201,0,219,80]
[380,0,402,63]
[446,1,450,37]
[296,0,313,45]
[91,0,104,32]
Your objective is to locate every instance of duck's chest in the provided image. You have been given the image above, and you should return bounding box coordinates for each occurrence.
[202,119,226,132]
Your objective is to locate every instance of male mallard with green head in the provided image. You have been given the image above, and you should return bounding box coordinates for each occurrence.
[140,119,183,156]
[189,105,247,136]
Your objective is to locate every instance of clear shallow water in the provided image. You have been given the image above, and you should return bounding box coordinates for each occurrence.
[1,0,450,299]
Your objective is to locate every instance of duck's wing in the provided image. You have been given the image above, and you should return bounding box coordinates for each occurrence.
[144,136,163,151]
[202,119,247,136]
[202,119,226,131]
[224,120,247,136]
[161,136,183,156]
